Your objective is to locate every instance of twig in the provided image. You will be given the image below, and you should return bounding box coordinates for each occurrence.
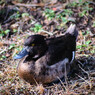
[14,3,44,7]
[87,1,95,5]
[40,30,54,36]
[57,77,67,90]
[77,60,84,66]
[78,64,90,78]
[0,48,7,54]
[56,10,64,15]
[76,74,92,88]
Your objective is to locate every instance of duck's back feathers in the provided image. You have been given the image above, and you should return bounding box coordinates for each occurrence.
[45,36,76,66]
[44,24,78,65]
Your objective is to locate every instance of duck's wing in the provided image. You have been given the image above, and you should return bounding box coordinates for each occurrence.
[45,37,76,66]
[44,24,78,66]
[46,36,65,46]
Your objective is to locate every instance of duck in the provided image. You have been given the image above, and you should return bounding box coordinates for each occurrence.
[13,24,78,85]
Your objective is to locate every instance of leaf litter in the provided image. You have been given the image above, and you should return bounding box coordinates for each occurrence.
[0,0,95,94]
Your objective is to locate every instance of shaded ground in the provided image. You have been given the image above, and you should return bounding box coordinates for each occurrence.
[0,1,95,95]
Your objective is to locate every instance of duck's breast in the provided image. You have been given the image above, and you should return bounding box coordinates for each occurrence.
[17,59,36,84]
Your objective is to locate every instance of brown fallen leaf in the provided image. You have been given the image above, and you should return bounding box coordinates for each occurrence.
[10,23,19,29]
[36,84,45,94]
[0,42,3,46]
[6,53,11,57]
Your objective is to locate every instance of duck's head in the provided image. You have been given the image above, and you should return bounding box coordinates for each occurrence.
[13,35,47,59]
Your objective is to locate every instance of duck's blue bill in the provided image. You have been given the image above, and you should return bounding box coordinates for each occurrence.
[13,47,29,59]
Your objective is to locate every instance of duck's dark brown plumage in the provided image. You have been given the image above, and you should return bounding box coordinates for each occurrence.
[14,24,78,85]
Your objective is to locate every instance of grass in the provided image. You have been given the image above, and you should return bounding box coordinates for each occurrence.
[0,58,95,94]
[0,0,95,94]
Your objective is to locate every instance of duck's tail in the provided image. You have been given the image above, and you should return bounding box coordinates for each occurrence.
[65,24,78,40]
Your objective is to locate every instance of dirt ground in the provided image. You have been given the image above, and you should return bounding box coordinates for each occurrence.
[0,1,95,94]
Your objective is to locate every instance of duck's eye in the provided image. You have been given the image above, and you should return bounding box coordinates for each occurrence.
[32,44,35,46]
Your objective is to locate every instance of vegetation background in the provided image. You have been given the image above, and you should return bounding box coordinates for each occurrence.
[0,0,95,94]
